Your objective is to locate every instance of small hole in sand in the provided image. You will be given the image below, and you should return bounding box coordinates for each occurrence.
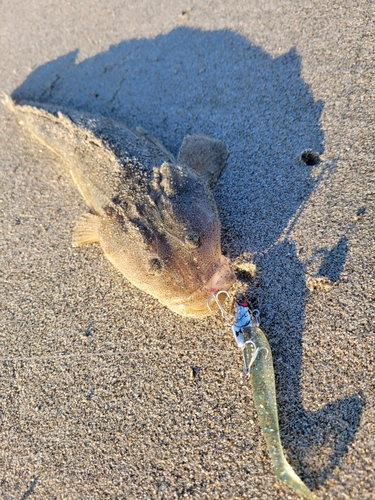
[300,149,320,166]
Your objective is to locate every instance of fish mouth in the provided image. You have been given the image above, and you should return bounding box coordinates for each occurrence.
[202,255,235,295]
[165,255,236,317]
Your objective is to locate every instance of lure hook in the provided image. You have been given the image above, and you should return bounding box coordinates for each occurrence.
[206,290,232,321]
[242,340,269,374]
[251,309,260,326]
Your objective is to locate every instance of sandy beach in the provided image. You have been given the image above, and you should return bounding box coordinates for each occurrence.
[0,1,374,498]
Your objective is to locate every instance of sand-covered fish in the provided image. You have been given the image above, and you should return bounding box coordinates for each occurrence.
[2,94,235,317]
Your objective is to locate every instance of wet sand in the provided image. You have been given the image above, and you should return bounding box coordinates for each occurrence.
[0,1,374,498]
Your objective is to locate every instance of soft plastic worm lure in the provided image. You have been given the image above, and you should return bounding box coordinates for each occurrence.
[210,293,316,499]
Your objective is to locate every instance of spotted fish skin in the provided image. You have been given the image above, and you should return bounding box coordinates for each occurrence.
[3,93,235,316]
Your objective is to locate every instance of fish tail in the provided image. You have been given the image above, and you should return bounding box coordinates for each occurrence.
[1,93,36,136]
[1,92,16,113]
[1,93,73,158]
[1,92,44,132]
[243,325,316,499]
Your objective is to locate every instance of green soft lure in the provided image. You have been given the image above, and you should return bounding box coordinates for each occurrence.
[231,301,316,499]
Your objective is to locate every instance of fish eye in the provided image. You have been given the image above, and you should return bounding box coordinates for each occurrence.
[147,258,163,276]
[185,232,202,249]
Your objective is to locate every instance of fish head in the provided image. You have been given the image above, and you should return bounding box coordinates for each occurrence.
[100,161,235,317]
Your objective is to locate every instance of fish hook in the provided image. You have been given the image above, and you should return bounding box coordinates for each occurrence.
[251,309,260,327]
[242,341,269,374]
[206,290,232,322]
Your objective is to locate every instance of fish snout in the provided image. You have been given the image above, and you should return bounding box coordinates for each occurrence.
[204,255,235,294]
[164,255,235,317]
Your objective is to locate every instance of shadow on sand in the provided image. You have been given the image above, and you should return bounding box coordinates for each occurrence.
[12,26,363,489]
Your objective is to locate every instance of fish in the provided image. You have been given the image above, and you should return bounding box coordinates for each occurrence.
[232,301,316,499]
[2,93,235,317]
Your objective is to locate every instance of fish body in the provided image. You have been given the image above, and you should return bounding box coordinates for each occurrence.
[3,94,235,317]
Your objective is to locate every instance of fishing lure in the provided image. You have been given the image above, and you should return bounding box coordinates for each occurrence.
[210,293,316,499]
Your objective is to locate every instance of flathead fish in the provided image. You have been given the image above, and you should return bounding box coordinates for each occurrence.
[2,94,235,316]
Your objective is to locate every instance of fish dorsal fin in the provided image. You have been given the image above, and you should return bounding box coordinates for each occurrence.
[177,134,229,187]
[132,126,176,164]
[72,212,100,247]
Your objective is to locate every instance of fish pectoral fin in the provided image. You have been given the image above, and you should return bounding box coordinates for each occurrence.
[177,134,229,188]
[72,212,100,247]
